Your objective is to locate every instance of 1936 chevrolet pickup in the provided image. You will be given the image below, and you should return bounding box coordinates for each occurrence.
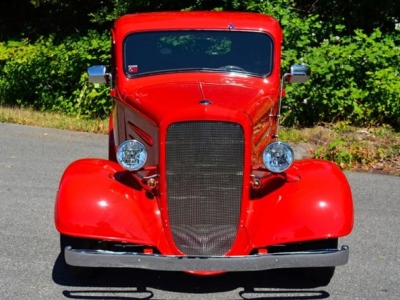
[54,11,353,284]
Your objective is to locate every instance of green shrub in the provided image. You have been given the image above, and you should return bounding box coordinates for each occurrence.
[0,31,111,118]
[1,1,399,127]
[247,0,400,128]
[283,29,400,127]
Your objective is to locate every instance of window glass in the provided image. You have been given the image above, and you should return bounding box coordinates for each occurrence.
[124,30,273,77]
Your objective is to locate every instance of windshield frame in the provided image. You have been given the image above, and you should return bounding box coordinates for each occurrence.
[123,29,274,79]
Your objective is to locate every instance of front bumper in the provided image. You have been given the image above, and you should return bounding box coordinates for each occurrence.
[64,245,349,271]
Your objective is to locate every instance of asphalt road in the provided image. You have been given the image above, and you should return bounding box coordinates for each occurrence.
[1,123,399,300]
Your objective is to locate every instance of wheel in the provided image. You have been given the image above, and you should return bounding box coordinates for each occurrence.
[269,238,338,287]
[300,265,336,286]
[293,239,338,286]
[60,234,100,278]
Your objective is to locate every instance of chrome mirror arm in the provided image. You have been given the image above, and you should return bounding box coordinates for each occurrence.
[274,73,290,139]
[274,65,311,138]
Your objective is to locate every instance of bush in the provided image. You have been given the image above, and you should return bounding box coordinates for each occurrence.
[247,0,400,128]
[283,29,400,127]
[1,1,399,127]
[0,31,111,119]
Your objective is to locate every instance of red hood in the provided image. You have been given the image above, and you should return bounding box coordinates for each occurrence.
[120,74,279,165]
[121,74,278,125]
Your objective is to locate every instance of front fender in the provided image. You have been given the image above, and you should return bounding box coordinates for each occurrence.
[54,159,163,246]
[246,159,354,247]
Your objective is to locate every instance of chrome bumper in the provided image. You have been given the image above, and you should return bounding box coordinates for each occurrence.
[64,245,349,271]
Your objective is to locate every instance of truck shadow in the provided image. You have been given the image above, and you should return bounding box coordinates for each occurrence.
[52,254,330,299]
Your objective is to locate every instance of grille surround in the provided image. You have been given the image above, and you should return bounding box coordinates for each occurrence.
[166,121,244,255]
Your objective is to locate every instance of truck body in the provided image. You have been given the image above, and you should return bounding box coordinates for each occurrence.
[54,11,353,284]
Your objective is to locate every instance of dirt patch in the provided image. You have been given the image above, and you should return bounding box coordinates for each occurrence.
[288,125,400,177]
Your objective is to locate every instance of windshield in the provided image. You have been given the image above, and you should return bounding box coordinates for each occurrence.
[124,30,273,77]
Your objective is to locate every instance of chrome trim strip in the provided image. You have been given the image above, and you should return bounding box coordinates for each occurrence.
[64,245,349,271]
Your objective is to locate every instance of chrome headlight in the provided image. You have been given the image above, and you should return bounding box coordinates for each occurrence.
[116,140,147,171]
[262,142,294,173]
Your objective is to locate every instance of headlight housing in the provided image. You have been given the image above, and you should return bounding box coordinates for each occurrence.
[262,142,294,173]
[116,140,147,171]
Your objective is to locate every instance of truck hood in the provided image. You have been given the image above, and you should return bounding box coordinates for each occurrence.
[122,76,277,125]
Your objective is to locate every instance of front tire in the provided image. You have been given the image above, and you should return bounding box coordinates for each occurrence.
[269,238,338,287]
[60,234,100,278]
[293,239,338,286]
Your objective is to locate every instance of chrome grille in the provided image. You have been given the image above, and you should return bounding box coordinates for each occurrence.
[166,121,244,255]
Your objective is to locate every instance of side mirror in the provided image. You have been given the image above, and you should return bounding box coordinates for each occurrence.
[88,65,109,84]
[286,64,311,83]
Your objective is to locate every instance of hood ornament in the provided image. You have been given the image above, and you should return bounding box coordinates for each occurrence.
[199,100,212,105]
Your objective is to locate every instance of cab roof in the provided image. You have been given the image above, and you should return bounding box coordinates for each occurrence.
[114,11,282,36]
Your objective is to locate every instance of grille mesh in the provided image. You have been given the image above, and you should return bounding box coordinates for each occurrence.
[166,121,244,255]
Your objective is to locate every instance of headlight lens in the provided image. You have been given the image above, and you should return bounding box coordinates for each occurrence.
[262,142,294,173]
[116,140,147,171]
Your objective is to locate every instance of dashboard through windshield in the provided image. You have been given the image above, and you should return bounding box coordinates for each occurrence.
[124,30,273,77]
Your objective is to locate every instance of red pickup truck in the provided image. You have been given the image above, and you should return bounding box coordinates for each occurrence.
[54,11,353,285]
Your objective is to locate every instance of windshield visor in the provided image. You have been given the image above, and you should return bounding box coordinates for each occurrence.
[124,30,273,77]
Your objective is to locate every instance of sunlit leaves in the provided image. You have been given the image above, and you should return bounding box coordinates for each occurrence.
[0,32,111,118]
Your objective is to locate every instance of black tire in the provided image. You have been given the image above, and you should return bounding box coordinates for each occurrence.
[301,265,336,286]
[269,238,338,287]
[60,234,100,278]
[292,239,338,287]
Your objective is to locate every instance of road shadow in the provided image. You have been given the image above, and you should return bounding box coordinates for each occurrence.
[52,254,330,299]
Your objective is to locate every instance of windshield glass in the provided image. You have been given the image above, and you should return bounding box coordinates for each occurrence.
[124,30,273,77]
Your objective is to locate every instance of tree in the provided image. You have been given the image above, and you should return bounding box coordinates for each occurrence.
[294,0,400,34]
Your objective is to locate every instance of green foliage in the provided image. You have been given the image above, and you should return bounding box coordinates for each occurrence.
[314,139,369,169]
[245,0,400,128]
[0,32,111,118]
[282,28,400,127]
[1,0,400,127]
[294,0,400,35]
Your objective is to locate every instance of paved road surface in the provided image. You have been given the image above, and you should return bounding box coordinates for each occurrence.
[1,123,399,299]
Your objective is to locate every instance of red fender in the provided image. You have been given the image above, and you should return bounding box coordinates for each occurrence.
[55,159,353,254]
[54,159,164,246]
[246,159,354,247]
